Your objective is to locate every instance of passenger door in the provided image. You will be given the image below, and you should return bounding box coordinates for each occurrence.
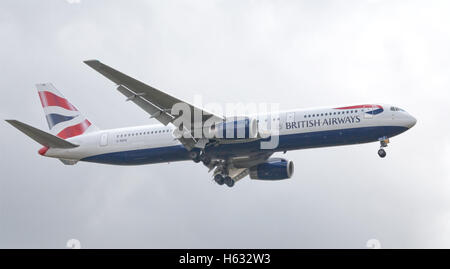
[99,133,108,147]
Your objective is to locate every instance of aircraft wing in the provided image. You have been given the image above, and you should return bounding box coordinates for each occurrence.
[84,60,224,150]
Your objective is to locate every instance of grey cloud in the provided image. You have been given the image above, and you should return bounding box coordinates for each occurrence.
[0,0,449,248]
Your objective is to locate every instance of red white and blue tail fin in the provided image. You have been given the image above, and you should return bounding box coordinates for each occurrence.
[36,83,98,139]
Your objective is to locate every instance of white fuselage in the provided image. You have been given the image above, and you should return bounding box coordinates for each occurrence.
[42,104,416,165]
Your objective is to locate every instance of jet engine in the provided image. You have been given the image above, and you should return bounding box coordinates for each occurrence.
[249,158,294,180]
[209,117,258,139]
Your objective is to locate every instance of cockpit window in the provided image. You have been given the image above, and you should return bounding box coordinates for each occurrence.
[390,106,405,112]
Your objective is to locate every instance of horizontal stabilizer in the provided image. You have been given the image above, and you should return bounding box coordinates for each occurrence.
[5,120,79,148]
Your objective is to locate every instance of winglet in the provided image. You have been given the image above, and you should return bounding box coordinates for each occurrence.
[5,119,79,148]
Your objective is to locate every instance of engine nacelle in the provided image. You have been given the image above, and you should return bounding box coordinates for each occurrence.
[249,158,294,180]
[209,117,258,139]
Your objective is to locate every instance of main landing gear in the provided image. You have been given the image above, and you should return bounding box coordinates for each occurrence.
[189,150,211,165]
[214,174,235,187]
[190,150,235,187]
[378,137,389,158]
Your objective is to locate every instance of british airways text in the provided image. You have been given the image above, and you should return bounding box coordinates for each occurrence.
[285,115,361,129]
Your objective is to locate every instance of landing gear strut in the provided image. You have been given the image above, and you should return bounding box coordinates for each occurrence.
[200,153,211,165]
[378,137,389,158]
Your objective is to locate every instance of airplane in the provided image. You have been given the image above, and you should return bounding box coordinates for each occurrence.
[5,60,417,187]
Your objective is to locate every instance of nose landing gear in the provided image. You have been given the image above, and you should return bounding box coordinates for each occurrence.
[378,148,386,158]
[378,137,389,158]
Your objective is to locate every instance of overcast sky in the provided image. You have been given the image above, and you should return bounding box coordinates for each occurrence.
[1,0,450,248]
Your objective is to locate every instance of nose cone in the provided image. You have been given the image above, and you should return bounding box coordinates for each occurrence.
[406,115,417,128]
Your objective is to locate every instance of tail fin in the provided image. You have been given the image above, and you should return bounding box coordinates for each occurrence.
[36,83,98,139]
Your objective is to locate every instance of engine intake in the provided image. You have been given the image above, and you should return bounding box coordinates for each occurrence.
[249,158,294,180]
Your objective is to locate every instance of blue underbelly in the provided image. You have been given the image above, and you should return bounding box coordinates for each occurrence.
[81,144,191,165]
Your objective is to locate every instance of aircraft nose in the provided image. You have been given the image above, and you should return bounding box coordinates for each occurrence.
[406,115,417,128]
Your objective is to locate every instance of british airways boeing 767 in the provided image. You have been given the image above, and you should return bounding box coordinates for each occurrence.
[6,60,416,187]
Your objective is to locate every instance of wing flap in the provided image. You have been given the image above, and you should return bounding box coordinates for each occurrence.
[117,85,174,125]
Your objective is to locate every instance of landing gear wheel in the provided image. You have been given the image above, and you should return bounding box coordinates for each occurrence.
[378,148,386,158]
[189,151,201,163]
[224,176,235,187]
[214,174,225,185]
